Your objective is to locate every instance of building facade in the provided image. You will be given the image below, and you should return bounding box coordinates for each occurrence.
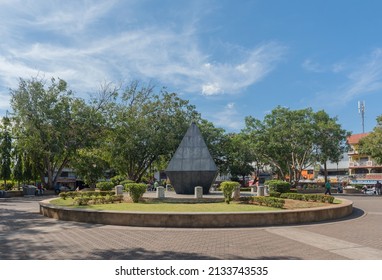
[347,133,382,185]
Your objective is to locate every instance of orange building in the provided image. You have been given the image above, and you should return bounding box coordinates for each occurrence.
[347,133,382,182]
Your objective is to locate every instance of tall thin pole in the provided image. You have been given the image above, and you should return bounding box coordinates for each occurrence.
[358,101,365,133]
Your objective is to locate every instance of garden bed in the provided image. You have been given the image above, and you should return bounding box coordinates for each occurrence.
[40,197,353,228]
[49,196,339,212]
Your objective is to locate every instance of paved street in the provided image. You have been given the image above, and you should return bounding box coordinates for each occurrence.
[1,194,381,260]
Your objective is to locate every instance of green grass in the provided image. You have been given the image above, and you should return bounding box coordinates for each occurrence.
[49,198,282,212]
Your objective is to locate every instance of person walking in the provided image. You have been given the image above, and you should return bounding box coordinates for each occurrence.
[376,181,382,195]
[325,181,332,195]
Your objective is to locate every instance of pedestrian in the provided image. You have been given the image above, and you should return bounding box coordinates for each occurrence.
[363,185,368,194]
[154,180,158,191]
[324,181,332,195]
[37,184,43,196]
[376,181,382,195]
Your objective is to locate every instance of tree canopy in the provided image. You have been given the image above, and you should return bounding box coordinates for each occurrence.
[6,76,352,188]
[10,77,106,188]
[103,81,200,182]
[243,106,349,184]
[358,115,382,164]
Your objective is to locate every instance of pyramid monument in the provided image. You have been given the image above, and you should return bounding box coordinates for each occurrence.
[165,122,218,194]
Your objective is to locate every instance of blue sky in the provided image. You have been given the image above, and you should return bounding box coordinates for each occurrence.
[1,0,382,134]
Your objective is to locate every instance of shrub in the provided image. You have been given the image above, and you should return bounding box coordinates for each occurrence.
[97,196,106,204]
[280,193,304,200]
[67,192,78,199]
[96,181,114,191]
[220,181,240,204]
[252,196,285,208]
[59,192,68,200]
[124,183,147,203]
[90,195,98,203]
[113,194,124,203]
[120,180,135,186]
[269,191,281,198]
[266,180,291,193]
[104,194,114,203]
[73,197,90,206]
[60,191,115,201]
[111,175,127,186]
[280,193,335,203]
[81,192,93,198]
[0,181,14,190]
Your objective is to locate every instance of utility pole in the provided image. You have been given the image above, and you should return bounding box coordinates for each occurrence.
[358,101,365,133]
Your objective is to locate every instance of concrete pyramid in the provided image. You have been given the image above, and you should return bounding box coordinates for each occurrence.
[166,122,218,194]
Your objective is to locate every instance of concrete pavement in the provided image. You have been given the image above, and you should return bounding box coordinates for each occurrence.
[1,194,381,260]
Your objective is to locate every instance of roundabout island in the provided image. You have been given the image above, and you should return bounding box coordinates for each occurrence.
[39,192,353,228]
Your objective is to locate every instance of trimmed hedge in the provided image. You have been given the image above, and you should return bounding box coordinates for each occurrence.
[72,194,124,206]
[278,192,335,203]
[120,180,135,186]
[59,191,115,200]
[220,181,240,204]
[96,181,114,191]
[265,180,291,193]
[251,196,285,208]
[110,175,127,186]
[124,183,147,203]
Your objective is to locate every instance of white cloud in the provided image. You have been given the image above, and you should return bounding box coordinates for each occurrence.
[331,63,345,73]
[0,1,286,109]
[202,83,222,95]
[198,43,286,96]
[0,0,119,36]
[303,59,345,74]
[302,59,324,72]
[0,93,11,109]
[344,49,382,100]
[310,49,382,107]
[211,102,243,131]
[226,102,235,109]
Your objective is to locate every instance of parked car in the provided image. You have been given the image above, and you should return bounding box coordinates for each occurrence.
[54,185,73,194]
[364,186,376,195]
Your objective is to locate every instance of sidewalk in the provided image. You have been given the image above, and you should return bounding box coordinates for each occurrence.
[1,194,382,259]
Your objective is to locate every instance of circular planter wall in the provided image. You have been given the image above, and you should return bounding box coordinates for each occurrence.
[39,198,353,228]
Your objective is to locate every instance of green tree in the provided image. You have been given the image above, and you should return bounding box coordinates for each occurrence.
[0,116,13,188]
[197,119,229,173]
[358,115,382,164]
[244,107,349,185]
[105,81,199,182]
[71,148,110,187]
[244,107,316,184]
[10,77,106,189]
[312,110,350,183]
[12,150,24,187]
[224,133,255,184]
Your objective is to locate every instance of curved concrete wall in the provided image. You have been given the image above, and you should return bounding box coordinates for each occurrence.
[39,199,353,228]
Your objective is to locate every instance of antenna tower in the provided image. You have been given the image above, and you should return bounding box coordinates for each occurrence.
[358,101,365,133]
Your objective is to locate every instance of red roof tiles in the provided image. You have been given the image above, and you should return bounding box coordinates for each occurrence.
[347,133,369,145]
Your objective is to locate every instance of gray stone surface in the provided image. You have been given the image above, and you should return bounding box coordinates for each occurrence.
[194,186,203,199]
[232,186,240,200]
[115,185,123,195]
[1,194,382,260]
[166,123,218,194]
[257,185,265,196]
[156,186,165,199]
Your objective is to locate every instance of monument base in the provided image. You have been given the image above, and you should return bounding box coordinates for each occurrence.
[166,170,217,194]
